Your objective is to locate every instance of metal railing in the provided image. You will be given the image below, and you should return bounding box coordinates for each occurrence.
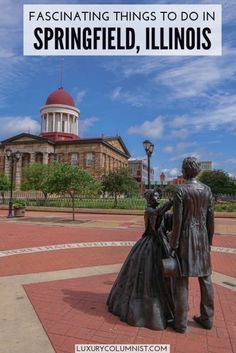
[0,191,147,209]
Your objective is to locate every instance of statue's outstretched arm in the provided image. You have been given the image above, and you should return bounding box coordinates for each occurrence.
[157,199,173,216]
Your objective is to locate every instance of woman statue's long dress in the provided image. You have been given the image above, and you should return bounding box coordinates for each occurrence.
[107,190,174,330]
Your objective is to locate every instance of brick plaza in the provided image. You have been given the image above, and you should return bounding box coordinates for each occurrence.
[0,210,235,353]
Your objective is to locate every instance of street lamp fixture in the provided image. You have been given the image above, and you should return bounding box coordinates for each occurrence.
[143,140,154,190]
[5,149,21,218]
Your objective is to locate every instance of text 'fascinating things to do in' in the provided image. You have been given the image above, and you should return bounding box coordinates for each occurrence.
[24,4,222,56]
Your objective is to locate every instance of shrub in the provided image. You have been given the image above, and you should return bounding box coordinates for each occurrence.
[13,199,26,208]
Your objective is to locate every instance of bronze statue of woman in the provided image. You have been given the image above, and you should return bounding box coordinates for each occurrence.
[107,189,174,330]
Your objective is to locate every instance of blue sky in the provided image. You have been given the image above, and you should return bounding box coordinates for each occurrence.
[0,0,235,180]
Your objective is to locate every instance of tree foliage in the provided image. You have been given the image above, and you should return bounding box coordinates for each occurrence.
[198,170,236,195]
[164,184,176,196]
[22,163,55,200]
[46,162,101,220]
[0,171,10,191]
[22,162,101,219]
[0,171,10,203]
[102,168,139,206]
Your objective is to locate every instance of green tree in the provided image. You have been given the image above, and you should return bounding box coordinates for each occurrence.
[22,163,55,201]
[102,168,139,206]
[164,184,176,196]
[198,170,236,197]
[47,162,101,220]
[0,171,10,203]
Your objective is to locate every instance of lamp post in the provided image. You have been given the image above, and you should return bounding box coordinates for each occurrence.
[5,149,21,218]
[143,140,154,190]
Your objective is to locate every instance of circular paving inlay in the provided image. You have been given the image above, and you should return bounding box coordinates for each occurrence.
[0,242,235,257]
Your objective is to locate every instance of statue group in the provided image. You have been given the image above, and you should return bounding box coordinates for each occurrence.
[107,157,214,333]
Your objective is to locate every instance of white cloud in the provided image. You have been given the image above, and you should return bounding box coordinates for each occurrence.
[156,50,236,99]
[106,46,236,105]
[0,0,21,30]
[161,168,180,180]
[75,90,87,104]
[0,116,40,139]
[129,156,146,161]
[170,95,236,135]
[110,87,148,107]
[0,1,53,107]
[170,152,201,162]
[105,56,189,78]
[163,142,197,154]
[212,159,236,176]
[0,48,16,58]
[159,63,210,98]
[171,128,190,139]
[212,161,222,169]
[163,146,174,154]
[128,117,164,139]
[111,87,122,99]
[176,142,197,150]
[0,1,24,105]
[225,158,236,164]
[169,168,180,177]
[79,116,99,136]
[172,116,188,128]
[200,0,236,23]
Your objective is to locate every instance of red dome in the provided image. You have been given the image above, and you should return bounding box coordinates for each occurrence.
[46,87,75,107]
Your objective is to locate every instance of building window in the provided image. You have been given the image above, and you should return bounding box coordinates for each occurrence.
[86,153,93,167]
[35,153,43,164]
[57,154,64,163]
[71,153,78,166]
[49,153,55,163]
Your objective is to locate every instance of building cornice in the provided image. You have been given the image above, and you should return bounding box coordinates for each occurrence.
[56,136,130,159]
[1,133,55,145]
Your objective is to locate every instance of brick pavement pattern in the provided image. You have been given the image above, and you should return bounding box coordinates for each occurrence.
[0,210,236,353]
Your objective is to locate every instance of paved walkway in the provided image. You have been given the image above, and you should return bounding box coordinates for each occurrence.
[0,210,235,353]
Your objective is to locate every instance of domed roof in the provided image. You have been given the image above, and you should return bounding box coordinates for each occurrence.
[46,87,75,107]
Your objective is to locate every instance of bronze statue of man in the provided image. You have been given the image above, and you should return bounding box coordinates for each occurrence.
[170,157,214,333]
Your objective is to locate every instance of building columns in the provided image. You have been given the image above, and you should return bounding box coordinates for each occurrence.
[67,115,69,133]
[15,157,22,191]
[4,158,10,180]
[41,111,78,135]
[43,152,48,165]
[60,113,63,132]
[30,153,35,164]
[46,115,49,131]
[53,113,56,132]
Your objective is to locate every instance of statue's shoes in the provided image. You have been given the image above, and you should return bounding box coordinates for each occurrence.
[175,327,186,334]
[193,315,212,329]
[167,321,186,333]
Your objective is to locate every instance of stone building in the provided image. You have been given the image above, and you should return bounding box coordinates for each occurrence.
[128,159,154,193]
[199,161,212,171]
[0,87,130,189]
[171,175,185,186]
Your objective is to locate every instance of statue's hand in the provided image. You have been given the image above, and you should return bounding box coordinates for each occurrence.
[169,248,176,258]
